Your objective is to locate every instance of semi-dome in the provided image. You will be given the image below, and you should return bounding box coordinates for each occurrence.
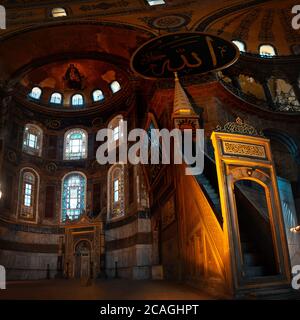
[19,59,127,108]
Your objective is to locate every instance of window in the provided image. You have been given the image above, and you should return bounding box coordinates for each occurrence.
[50,92,63,104]
[92,89,104,102]
[29,87,42,100]
[18,169,39,221]
[71,94,84,107]
[113,178,119,203]
[232,40,246,52]
[259,44,276,57]
[110,81,121,94]
[113,126,120,141]
[62,173,86,221]
[64,129,87,160]
[52,8,67,18]
[146,0,165,5]
[108,164,125,220]
[108,115,123,143]
[23,124,43,156]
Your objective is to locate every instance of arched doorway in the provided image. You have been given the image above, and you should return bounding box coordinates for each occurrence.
[74,240,91,280]
[234,179,279,277]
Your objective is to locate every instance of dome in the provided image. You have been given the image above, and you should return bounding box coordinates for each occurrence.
[203,0,299,56]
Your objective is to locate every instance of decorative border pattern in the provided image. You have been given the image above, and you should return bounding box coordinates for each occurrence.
[222,141,267,159]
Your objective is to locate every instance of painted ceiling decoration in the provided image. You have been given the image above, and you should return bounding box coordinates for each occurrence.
[204,0,300,56]
[140,13,192,31]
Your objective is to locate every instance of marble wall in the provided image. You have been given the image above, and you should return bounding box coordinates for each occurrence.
[0,224,61,280]
[105,213,153,279]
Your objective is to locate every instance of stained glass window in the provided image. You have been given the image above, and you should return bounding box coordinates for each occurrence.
[92,89,104,102]
[62,173,86,221]
[71,94,84,107]
[64,129,87,160]
[19,169,39,220]
[23,124,43,156]
[29,87,42,100]
[110,81,121,94]
[50,92,62,104]
[108,164,125,220]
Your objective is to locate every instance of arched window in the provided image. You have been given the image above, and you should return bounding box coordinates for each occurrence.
[71,94,84,107]
[110,81,121,94]
[232,40,246,52]
[52,7,67,17]
[18,168,39,222]
[50,92,63,104]
[61,172,86,221]
[92,89,104,102]
[64,129,88,160]
[29,87,42,100]
[259,44,276,57]
[108,164,125,220]
[147,0,165,5]
[108,115,123,143]
[23,124,43,156]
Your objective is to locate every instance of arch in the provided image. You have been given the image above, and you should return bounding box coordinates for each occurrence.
[92,89,104,102]
[29,86,42,100]
[264,129,300,181]
[64,128,88,160]
[71,94,84,107]
[50,92,63,104]
[232,40,246,52]
[61,172,86,222]
[263,129,299,160]
[267,77,300,111]
[259,44,276,57]
[23,123,43,156]
[18,167,40,222]
[107,164,125,220]
[110,80,121,94]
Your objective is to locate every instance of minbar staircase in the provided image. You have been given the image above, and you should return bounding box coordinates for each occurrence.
[196,174,221,215]
[240,231,266,278]
[195,153,223,226]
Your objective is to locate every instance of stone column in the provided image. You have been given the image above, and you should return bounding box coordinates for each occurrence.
[290,80,300,105]
[261,80,276,110]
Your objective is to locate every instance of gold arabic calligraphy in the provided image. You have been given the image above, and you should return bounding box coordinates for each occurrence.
[144,36,226,77]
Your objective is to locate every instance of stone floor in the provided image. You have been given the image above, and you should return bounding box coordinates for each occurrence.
[0,279,220,300]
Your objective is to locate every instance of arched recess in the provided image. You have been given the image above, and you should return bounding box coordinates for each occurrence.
[63,128,88,160]
[61,171,87,222]
[23,123,43,156]
[228,167,281,277]
[238,74,266,101]
[268,77,300,111]
[17,167,40,223]
[107,163,125,221]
